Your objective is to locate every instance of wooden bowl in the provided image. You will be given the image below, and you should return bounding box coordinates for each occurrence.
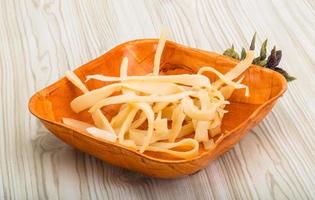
[29,39,287,178]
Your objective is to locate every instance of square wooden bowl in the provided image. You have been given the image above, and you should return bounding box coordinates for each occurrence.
[29,39,287,178]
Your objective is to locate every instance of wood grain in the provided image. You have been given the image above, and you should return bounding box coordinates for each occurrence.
[0,0,314,199]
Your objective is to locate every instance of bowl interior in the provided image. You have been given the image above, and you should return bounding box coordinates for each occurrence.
[30,39,286,160]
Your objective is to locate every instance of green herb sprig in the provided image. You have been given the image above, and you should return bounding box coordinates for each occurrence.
[223,33,296,82]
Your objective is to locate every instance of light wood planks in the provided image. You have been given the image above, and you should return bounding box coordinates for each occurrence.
[0,0,314,199]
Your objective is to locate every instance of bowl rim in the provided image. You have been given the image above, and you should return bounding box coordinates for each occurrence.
[28,39,288,164]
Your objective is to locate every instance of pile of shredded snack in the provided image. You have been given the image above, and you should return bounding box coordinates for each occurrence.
[63,31,254,159]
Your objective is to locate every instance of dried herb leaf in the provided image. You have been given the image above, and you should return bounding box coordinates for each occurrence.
[274,67,296,82]
[240,47,246,60]
[223,44,240,60]
[260,39,268,60]
[276,50,282,65]
[250,32,256,50]
[253,57,261,64]
[267,46,278,69]
[267,49,281,69]
[257,59,267,66]
[286,76,297,82]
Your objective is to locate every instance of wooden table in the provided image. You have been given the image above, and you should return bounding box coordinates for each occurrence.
[1,0,314,199]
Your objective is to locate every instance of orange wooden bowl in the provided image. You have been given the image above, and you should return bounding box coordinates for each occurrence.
[29,39,287,178]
